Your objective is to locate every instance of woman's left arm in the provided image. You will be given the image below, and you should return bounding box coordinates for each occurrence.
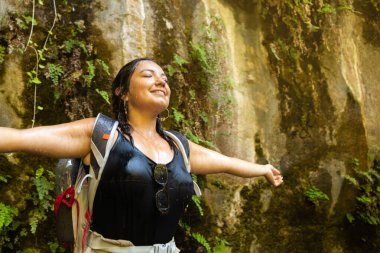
[189,141,283,187]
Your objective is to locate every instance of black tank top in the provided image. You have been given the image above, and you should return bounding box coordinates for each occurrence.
[91,130,194,245]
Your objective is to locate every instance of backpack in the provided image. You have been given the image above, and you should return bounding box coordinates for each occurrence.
[54,113,201,252]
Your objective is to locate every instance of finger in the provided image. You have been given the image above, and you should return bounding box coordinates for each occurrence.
[274,180,282,186]
[274,176,283,186]
[271,167,282,175]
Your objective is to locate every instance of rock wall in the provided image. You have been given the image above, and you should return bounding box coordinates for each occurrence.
[0,0,379,252]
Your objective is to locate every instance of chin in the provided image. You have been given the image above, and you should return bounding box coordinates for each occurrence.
[149,101,166,111]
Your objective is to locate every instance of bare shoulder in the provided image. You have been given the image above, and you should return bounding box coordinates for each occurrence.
[74,117,96,131]
[55,117,96,138]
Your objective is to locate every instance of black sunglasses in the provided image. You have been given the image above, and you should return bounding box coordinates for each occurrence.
[153,164,169,214]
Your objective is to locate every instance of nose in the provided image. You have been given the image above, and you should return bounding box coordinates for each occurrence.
[155,76,167,86]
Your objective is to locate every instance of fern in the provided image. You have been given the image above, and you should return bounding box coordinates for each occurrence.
[35,167,53,200]
[48,241,65,253]
[192,232,212,253]
[63,39,88,54]
[304,185,329,206]
[29,209,46,234]
[173,54,189,67]
[172,107,185,126]
[96,59,110,76]
[96,88,111,104]
[0,202,18,230]
[192,195,204,216]
[190,42,210,73]
[344,160,380,227]
[180,221,230,253]
[185,130,200,144]
[47,63,63,85]
[29,167,55,233]
[178,220,190,233]
[166,65,176,76]
[199,111,208,124]
[344,174,359,188]
[83,60,96,86]
[213,237,230,253]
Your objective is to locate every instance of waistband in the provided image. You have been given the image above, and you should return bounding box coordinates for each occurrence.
[86,231,180,253]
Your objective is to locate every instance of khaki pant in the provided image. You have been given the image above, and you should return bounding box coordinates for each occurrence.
[85,231,180,253]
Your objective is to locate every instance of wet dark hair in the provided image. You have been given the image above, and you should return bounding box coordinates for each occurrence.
[111,58,173,148]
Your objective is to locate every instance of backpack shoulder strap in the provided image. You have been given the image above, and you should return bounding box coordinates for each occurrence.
[165,131,190,172]
[90,113,119,179]
[165,130,202,197]
[88,113,119,212]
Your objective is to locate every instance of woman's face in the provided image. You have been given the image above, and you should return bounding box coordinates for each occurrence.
[126,60,171,115]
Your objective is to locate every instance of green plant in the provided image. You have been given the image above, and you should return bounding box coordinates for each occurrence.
[47,63,63,85]
[318,4,336,13]
[173,54,189,68]
[304,185,329,206]
[191,195,204,216]
[0,45,6,64]
[0,202,19,231]
[212,237,230,253]
[185,130,200,144]
[337,5,353,11]
[96,59,111,76]
[96,89,111,104]
[345,159,380,226]
[26,70,42,85]
[48,240,65,253]
[166,64,176,76]
[317,3,353,14]
[63,39,88,54]
[172,107,186,127]
[192,232,212,253]
[0,202,19,247]
[83,60,96,86]
[199,111,208,124]
[190,42,210,74]
[179,221,230,253]
[165,54,189,77]
[27,166,55,234]
[0,174,12,183]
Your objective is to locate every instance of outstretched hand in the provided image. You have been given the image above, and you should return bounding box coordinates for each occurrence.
[264,164,283,187]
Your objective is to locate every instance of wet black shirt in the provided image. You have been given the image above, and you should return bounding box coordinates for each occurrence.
[91,130,194,245]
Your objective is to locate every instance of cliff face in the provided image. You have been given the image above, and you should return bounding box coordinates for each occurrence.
[0,0,379,252]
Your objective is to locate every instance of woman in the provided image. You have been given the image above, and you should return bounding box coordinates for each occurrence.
[0,58,283,252]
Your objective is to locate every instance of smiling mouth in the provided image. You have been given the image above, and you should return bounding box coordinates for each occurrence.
[151,90,166,96]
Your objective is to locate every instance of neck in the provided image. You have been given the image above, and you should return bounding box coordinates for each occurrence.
[128,109,158,136]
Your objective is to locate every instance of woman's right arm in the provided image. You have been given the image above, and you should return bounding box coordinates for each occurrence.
[0,118,95,159]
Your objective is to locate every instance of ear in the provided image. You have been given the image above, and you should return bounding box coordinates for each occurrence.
[115,87,129,101]
[115,87,122,96]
